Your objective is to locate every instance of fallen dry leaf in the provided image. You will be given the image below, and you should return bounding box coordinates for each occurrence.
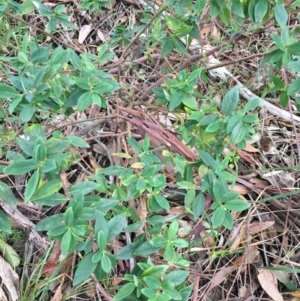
[78,25,93,44]
[50,276,64,301]
[257,268,284,301]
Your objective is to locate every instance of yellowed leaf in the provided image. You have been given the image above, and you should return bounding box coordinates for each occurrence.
[131,162,144,169]
[112,152,132,159]
[257,268,284,301]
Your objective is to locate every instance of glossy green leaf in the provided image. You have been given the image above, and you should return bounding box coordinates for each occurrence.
[32,179,62,201]
[64,207,74,226]
[61,230,72,254]
[69,181,99,196]
[169,91,183,111]
[114,283,136,301]
[154,195,170,211]
[230,122,247,144]
[0,84,20,99]
[167,220,179,240]
[34,214,63,231]
[199,150,217,169]
[77,92,92,111]
[0,182,16,207]
[3,159,36,175]
[287,78,300,95]
[287,42,300,55]
[97,230,108,251]
[275,3,288,27]
[211,207,225,228]
[101,253,112,273]
[107,213,126,242]
[20,103,35,122]
[205,120,222,132]
[221,86,239,115]
[24,169,41,202]
[254,0,268,22]
[199,114,218,126]
[127,137,142,153]
[116,242,142,260]
[225,199,250,211]
[193,192,205,219]
[280,91,288,107]
[73,252,97,285]
[164,270,189,286]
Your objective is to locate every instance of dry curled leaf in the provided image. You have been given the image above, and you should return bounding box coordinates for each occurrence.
[257,268,284,301]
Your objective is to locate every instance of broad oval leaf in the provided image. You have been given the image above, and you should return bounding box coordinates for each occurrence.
[221,86,239,116]
[107,214,126,242]
[225,199,250,211]
[73,252,97,286]
[211,207,225,228]
[69,181,99,196]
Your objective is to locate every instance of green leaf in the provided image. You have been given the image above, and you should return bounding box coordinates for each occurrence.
[280,91,288,107]
[73,252,97,285]
[211,207,225,228]
[114,283,136,301]
[144,276,160,290]
[287,78,300,95]
[116,242,142,260]
[107,214,126,242]
[20,103,35,122]
[193,192,205,219]
[182,95,198,110]
[0,210,11,233]
[61,230,72,254]
[223,210,234,230]
[164,242,176,262]
[0,238,20,267]
[3,159,36,175]
[0,84,20,99]
[77,92,92,111]
[168,220,179,240]
[161,37,174,57]
[198,150,217,169]
[97,230,108,251]
[34,193,67,206]
[69,181,99,196]
[230,122,247,144]
[164,270,189,286]
[254,0,268,22]
[221,86,239,115]
[275,3,288,27]
[134,241,160,257]
[66,136,89,147]
[172,238,188,248]
[127,137,143,153]
[24,169,41,202]
[34,214,63,231]
[64,207,74,226]
[244,98,260,112]
[225,199,250,211]
[199,114,218,126]
[101,253,112,273]
[287,42,300,55]
[271,34,286,51]
[169,91,183,110]
[231,0,244,17]
[154,195,170,211]
[205,120,222,132]
[142,287,156,298]
[0,182,16,207]
[32,179,62,201]
[141,265,169,277]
